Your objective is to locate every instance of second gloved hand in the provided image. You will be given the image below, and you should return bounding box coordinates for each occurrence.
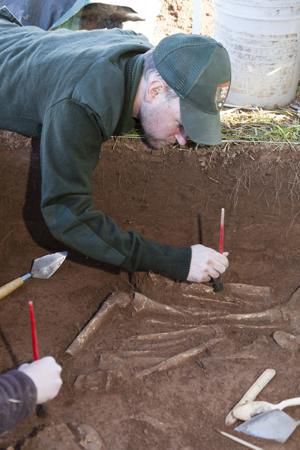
[187,244,229,283]
[18,356,62,404]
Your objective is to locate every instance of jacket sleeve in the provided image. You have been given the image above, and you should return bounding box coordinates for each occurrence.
[0,370,36,434]
[40,100,191,281]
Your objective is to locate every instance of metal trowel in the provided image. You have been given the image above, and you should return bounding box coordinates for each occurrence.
[0,251,68,300]
[235,409,300,443]
[233,396,300,421]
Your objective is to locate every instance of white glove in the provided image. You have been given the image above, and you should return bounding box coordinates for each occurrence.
[18,356,62,404]
[187,244,229,283]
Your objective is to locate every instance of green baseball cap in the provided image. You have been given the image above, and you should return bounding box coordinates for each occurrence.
[153,33,231,145]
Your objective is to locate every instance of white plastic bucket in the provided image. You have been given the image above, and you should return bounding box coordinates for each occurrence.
[214,0,300,108]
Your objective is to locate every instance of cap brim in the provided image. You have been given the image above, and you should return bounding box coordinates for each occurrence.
[180,98,222,145]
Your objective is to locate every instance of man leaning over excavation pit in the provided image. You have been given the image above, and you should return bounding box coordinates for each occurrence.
[0,7,230,284]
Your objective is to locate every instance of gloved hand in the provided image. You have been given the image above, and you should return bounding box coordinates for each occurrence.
[187,244,229,283]
[18,356,62,404]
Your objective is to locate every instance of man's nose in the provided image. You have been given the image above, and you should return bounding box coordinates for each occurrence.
[175,129,187,146]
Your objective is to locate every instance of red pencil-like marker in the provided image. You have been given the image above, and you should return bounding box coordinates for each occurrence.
[28,301,47,417]
[212,208,225,293]
[29,301,39,360]
[219,208,225,254]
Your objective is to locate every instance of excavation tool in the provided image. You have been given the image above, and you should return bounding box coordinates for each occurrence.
[212,208,225,292]
[235,409,300,443]
[29,301,40,360]
[0,251,68,300]
[233,396,300,421]
[225,368,276,426]
[28,300,47,418]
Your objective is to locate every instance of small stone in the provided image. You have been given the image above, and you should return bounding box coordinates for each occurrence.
[69,423,104,450]
[21,423,104,450]
[273,330,300,352]
[21,423,80,450]
[74,370,107,391]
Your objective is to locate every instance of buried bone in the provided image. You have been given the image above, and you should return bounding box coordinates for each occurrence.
[133,292,219,318]
[125,325,214,342]
[136,337,222,378]
[273,330,300,352]
[204,285,300,332]
[224,283,272,302]
[66,292,131,356]
[133,292,186,316]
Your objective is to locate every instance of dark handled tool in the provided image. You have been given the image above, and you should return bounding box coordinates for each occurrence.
[212,277,223,292]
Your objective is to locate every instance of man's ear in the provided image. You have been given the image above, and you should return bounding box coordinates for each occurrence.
[145,78,166,102]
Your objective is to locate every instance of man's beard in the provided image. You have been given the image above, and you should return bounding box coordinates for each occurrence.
[138,106,167,150]
[142,134,167,150]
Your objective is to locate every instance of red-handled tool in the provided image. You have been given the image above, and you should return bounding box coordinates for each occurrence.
[212,208,225,292]
[219,207,225,254]
[28,301,47,417]
[29,301,39,360]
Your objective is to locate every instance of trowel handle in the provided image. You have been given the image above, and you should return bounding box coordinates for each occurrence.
[225,368,276,426]
[279,397,300,409]
[0,274,31,300]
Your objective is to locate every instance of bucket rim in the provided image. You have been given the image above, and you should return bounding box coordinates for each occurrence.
[215,0,300,8]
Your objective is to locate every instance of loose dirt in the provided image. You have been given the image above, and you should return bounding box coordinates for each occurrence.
[1,132,300,450]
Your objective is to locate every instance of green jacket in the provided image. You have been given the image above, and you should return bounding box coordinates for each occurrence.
[0,9,191,280]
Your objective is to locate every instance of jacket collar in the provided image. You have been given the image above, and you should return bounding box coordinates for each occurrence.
[115,52,144,136]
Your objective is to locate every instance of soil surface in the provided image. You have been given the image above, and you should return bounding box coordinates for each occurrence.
[1,1,300,449]
[1,132,300,450]
[155,0,213,40]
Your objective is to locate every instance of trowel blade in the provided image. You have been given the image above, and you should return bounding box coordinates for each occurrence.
[235,410,298,443]
[31,251,68,279]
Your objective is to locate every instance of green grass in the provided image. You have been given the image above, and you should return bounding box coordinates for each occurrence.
[221,106,300,143]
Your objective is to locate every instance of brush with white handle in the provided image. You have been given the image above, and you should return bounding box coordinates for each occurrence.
[233,396,300,421]
[225,368,276,426]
